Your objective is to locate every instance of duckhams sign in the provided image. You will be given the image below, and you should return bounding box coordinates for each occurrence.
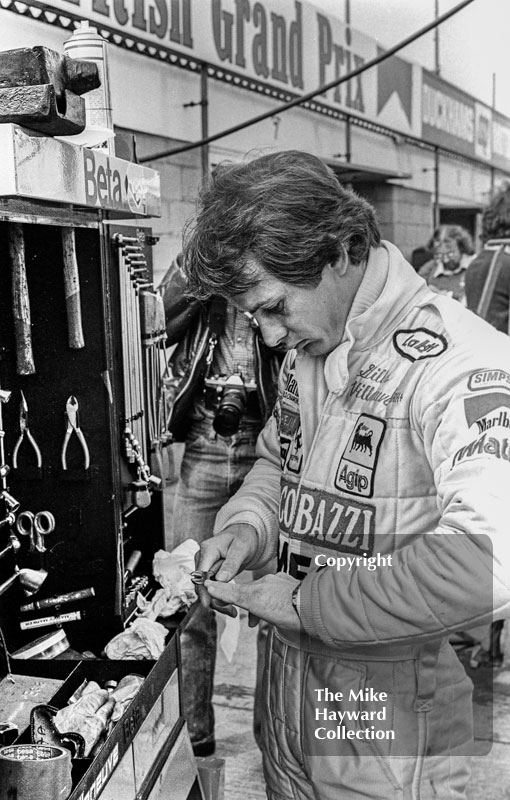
[43,0,422,136]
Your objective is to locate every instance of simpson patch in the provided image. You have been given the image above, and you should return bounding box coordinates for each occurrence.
[467,369,510,392]
[393,328,447,362]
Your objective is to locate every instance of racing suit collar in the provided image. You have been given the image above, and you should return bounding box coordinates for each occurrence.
[322,241,428,393]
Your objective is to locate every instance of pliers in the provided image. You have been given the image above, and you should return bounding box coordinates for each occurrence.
[61,395,90,470]
[12,391,42,469]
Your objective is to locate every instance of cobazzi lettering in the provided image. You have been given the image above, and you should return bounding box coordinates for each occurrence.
[277,481,376,576]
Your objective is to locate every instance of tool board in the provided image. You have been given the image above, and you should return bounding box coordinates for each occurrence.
[0,208,165,655]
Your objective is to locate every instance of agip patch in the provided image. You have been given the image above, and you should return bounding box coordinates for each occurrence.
[334,414,386,497]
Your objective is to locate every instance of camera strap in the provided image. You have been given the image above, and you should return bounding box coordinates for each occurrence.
[204,296,227,376]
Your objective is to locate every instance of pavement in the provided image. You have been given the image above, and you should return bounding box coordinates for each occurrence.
[213,612,265,799]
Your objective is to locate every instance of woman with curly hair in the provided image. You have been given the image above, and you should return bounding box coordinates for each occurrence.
[418,223,476,303]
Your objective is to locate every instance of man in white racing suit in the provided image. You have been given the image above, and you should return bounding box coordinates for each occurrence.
[181,151,510,799]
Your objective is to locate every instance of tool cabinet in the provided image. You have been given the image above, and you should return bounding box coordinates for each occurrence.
[0,128,206,799]
[0,213,162,654]
[0,126,163,662]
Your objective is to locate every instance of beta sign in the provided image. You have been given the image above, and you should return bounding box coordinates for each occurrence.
[83,149,160,215]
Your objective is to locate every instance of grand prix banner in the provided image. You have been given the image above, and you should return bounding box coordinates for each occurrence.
[19,0,510,171]
[33,0,422,137]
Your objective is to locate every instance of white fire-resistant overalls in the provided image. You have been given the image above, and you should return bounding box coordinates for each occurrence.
[215,242,510,800]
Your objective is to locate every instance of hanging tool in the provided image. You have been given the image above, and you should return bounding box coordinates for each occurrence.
[12,391,42,469]
[1,491,19,515]
[114,234,149,464]
[7,223,36,375]
[123,549,142,583]
[130,471,151,508]
[0,565,48,597]
[0,389,12,492]
[0,534,20,562]
[0,513,16,532]
[0,490,20,531]
[16,511,55,553]
[61,395,90,470]
[61,228,85,349]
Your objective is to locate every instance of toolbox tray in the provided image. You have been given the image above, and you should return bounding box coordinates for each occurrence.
[11,629,181,799]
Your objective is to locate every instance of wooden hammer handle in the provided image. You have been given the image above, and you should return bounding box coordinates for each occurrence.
[62,227,85,349]
[8,222,35,375]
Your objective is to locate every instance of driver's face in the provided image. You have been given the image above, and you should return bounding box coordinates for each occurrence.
[232,256,362,357]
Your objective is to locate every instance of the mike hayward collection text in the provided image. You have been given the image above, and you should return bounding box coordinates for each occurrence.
[314,687,395,741]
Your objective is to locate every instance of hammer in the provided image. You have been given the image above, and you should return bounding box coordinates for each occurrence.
[7,224,35,375]
[61,228,85,349]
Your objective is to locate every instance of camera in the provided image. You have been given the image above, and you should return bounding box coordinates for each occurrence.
[204,372,257,437]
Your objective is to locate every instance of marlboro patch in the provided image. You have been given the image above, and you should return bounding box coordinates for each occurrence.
[464,393,510,430]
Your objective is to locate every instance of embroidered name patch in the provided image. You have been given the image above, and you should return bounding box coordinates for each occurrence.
[393,328,447,362]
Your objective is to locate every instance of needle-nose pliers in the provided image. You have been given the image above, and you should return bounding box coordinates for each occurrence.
[12,391,42,469]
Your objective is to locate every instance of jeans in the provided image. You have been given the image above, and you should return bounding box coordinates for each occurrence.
[171,415,261,748]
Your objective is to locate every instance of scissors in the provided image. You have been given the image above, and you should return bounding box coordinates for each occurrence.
[16,510,55,553]
[61,396,90,470]
[12,391,42,469]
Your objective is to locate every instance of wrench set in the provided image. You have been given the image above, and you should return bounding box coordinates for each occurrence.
[114,233,167,508]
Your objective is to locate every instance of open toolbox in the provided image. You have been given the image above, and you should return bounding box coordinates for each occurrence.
[1,620,204,800]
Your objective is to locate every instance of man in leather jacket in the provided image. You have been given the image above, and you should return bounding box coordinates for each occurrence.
[159,254,281,755]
